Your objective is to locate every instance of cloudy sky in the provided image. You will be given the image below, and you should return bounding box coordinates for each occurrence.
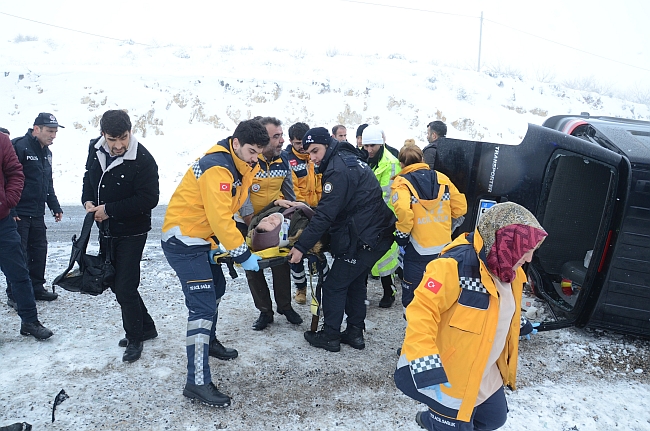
[1,0,648,88]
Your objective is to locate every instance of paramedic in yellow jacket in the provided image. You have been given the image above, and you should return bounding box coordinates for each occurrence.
[244,117,303,332]
[284,122,323,304]
[391,143,467,309]
[394,202,548,431]
[161,120,269,408]
[285,122,321,207]
[362,125,400,308]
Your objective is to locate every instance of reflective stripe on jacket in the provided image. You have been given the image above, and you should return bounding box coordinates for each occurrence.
[285,147,321,207]
[372,146,401,210]
[392,163,466,256]
[249,152,295,214]
[400,230,524,422]
[162,138,259,263]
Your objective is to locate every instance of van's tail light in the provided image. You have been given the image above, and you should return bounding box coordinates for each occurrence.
[598,230,613,273]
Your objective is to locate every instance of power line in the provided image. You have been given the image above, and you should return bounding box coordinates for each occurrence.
[339,0,650,74]
[484,18,650,73]
[0,11,150,46]
[340,0,477,19]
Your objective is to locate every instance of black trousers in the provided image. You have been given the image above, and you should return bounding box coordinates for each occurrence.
[245,262,292,315]
[6,215,47,299]
[322,235,393,335]
[106,233,155,342]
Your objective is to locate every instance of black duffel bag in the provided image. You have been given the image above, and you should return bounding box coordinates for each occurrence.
[53,212,115,295]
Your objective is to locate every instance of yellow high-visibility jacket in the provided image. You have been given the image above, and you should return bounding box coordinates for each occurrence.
[391,163,467,256]
[162,138,259,262]
[398,230,524,422]
[285,146,321,207]
[249,152,295,214]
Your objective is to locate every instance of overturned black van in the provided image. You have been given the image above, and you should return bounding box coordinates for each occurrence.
[434,114,650,337]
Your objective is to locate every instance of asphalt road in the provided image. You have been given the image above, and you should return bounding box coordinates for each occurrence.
[46,205,167,243]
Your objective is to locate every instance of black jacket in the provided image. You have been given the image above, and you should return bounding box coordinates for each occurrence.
[294,140,396,260]
[82,136,159,237]
[11,129,62,217]
[422,137,444,170]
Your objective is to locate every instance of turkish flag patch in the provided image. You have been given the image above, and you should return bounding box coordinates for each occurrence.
[424,277,442,294]
[289,159,298,167]
[219,183,231,192]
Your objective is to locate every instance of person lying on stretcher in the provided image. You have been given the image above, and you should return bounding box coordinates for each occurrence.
[248,201,329,298]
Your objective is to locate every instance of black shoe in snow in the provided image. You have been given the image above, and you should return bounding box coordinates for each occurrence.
[278,307,303,325]
[252,312,273,330]
[415,411,426,429]
[183,382,231,407]
[119,327,158,347]
[209,339,238,360]
[122,340,143,363]
[20,321,53,340]
[304,330,340,352]
[378,290,396,308]
[340,324,365,350]
[33,289,58,301]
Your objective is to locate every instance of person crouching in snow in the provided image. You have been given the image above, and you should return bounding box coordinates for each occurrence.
[394,202,547,430]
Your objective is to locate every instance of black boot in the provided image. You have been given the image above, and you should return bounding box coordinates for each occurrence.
[252,312,273,330]
[33,289,58,301]
[278,307,303,325]
[183,382,231,407]
[0,422,32,431]
[119,326,158,347]
[378,276,396,308]
[340,324,365,350]
[122,340,143,363]
[304,330,340,352]
[20,321,53,340]
[209,339,238,360]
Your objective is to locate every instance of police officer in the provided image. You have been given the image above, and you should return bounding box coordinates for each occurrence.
[7,113,63,306]
[288,127,396,352]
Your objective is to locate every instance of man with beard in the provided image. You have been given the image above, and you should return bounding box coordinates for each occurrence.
[422,120,447,170]
[82,110,159,363]
[245,117,302,330]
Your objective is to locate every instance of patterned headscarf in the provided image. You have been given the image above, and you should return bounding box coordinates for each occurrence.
[477,202,548,282]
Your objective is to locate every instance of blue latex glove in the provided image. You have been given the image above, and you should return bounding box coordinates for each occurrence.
[522,322,540,340]
[208,244,227,264]
[422,382,452,401]
[208,249,219,264]
[241,254,262,271]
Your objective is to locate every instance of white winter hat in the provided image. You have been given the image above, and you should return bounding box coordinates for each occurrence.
[361,125,384,145]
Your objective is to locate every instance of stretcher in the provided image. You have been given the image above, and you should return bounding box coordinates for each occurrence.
[213,246,324,331]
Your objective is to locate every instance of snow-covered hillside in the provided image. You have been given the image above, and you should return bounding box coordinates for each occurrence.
[2,37,649,204]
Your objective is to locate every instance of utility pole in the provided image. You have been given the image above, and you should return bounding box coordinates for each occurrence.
[478,11,483,72]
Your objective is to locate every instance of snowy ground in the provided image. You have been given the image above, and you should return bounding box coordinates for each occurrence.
[0,208,649,430]
[2,7,650,429]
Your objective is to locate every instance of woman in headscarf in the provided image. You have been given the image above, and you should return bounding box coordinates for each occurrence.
[394,202,547,431]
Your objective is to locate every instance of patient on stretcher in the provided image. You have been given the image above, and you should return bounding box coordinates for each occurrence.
[248,202,329,294]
